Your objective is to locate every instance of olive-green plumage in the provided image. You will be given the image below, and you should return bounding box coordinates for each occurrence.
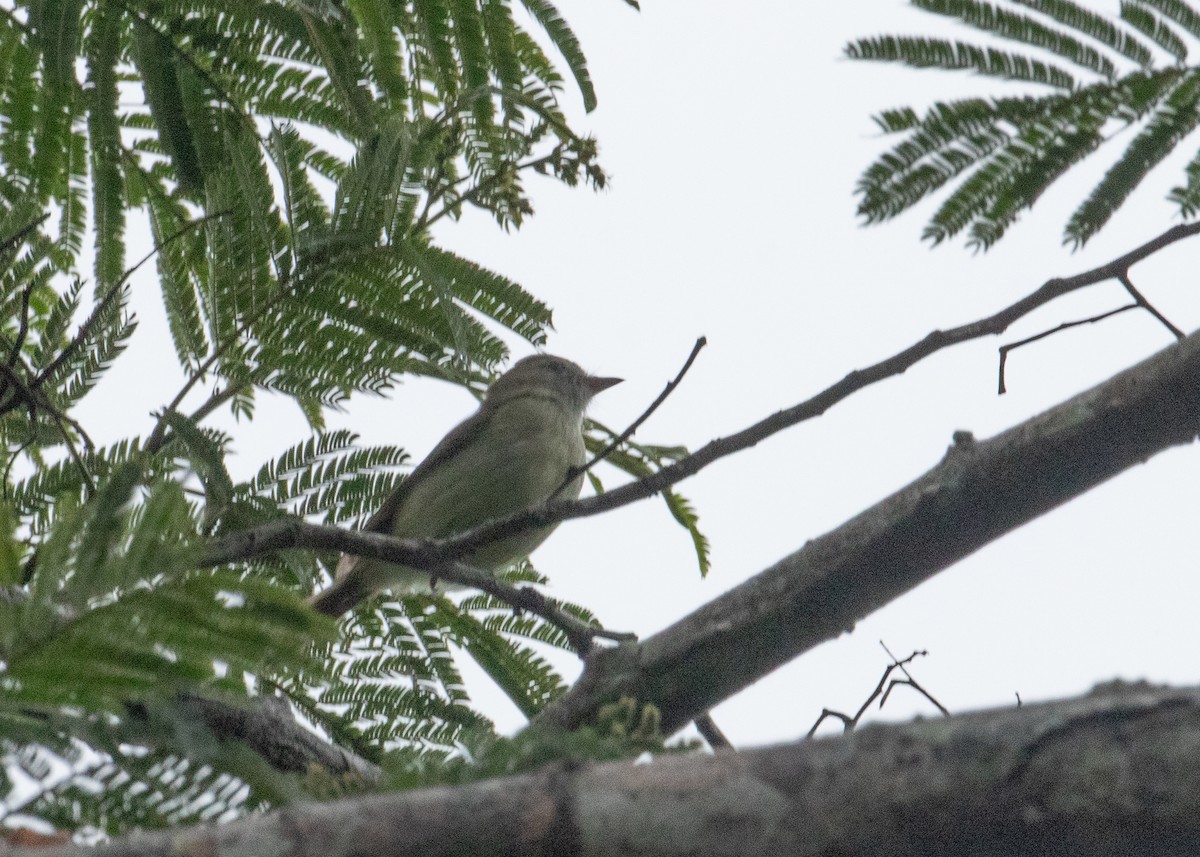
[309,355,621,616]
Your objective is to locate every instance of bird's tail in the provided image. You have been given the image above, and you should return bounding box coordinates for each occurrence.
[308,571,371,617]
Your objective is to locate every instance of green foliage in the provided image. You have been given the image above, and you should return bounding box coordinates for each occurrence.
[1122,1,1189,61]
[0,467,335,837]
[586,419,711,577]
[383,696,696,794]
[845,35,1077,88]
[851,0,1200,247]
[290,563,592,763]
[0,0,712,839]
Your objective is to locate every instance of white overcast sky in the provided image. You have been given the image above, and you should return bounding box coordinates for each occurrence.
[77,0,1200,748]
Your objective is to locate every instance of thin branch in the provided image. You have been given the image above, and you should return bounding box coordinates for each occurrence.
[204,524,635,653]
[557,336,706,497]
[32,211,232,393]
[144,282,289,454]
[181,693,383,783]
[7,268,53,369]
[46,411,92,494]
[997,303,1139,394]
[430,221,1200,562]
[418,147,567,231]
[188,381,250,427]
[1,437,34,498]
[414,150,452,231]
[203,222,1200,619]
[1,215,52,372]
[1117,270,1185,340]
[0,363,94,491]
[693,712,732,751]
[0,213,48,258]
[807,650,943,738]
[878,641,949,716]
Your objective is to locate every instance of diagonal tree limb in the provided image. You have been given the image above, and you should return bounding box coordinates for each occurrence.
[182,694,382,783]
[17,681,1200,857]
[533,327,1200,733]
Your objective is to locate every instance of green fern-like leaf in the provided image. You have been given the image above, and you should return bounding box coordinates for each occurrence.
[846,35,1076,88]
[130,20,205,193]
[1069,68,1200,244]
[84,6,126,292]
[435,600,568,719]
[854,0,1200,247]
[1141,0,1200,40]
[912,0,1120,78]
[1012,0,1154,66]
[345,0,408,105]
[1118,2,1185,60]
[1170,148,1200,215]
[29,0,85,90]
[518,0,598,111]
[1121,2,1189,62]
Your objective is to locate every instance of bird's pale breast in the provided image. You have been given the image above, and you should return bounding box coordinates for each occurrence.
[365,392,585,590]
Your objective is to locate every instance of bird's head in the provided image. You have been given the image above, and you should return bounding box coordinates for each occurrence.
[486,354,622,414]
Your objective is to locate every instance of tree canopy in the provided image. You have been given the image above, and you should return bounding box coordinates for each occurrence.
[1,0,1199,847]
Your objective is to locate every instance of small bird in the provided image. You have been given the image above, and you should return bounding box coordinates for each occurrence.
[308,355,622,616]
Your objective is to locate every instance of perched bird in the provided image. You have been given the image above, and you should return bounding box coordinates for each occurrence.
[308,355,622,616]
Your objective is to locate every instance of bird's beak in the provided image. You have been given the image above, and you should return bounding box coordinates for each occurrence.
[587,375,623,395]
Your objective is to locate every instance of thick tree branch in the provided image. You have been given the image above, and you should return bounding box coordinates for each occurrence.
[18,681,1200,857]
[534,328,1200,733]
[183,694,382,783]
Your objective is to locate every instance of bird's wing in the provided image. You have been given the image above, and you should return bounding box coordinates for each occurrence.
[358,404,494,536]
[333,406,493,582]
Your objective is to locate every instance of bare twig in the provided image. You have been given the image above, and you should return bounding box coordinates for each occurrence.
[807,649,944,738]
[557,336,707,497]
[1117,270,1185,340]
[997,303,1139,394]
[693,712,732,750]
[879,641,948,716]
[8,271,49,368]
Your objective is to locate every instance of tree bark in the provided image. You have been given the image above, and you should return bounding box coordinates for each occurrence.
[18,681,1200,857]
[184,694,382,783]
[536,329,1200,734]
